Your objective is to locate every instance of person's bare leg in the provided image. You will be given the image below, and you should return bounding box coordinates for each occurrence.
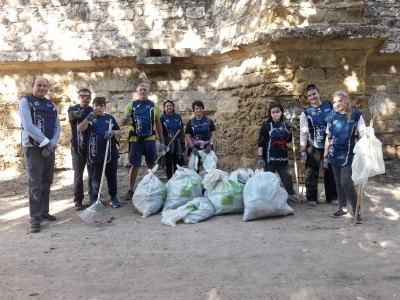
[129,166,139,190]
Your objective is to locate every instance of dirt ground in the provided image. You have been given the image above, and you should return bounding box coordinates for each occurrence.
[0,161,399,300]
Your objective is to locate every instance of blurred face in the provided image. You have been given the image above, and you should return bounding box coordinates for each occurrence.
[31,77,49,99]
[164,102,174,115]
[78,92,91,108]
[93,103,106,116]
[270,107,282,122]
[307,89,322,107]
[137,86,149,101]
[194,105,204,119]
[333,95,348,113]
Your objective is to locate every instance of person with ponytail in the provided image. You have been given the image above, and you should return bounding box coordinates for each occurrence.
[299,84,338,207]
[323,91,366,224]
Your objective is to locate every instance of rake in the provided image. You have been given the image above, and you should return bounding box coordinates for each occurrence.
[80,119,113,225]
[282,100,303,202]
[353,92,393,225]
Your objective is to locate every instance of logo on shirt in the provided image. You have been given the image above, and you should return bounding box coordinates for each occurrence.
[333,120,338,125]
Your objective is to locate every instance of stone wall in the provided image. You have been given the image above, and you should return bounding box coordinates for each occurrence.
[0,0,399,171]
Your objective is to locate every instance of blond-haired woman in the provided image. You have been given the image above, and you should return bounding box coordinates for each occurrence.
[323,91,366,224]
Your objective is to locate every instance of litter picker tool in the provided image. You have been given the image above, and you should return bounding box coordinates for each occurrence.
[353,92,393,225]
[154,129,181,165]
[80,119,113,225]
[282,100,303,202]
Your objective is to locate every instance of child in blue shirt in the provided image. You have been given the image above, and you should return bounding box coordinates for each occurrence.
[77,97,122,208]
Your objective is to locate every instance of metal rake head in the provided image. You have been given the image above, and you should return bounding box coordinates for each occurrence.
[282,100,303,120]
[368,92,393,121]
[79,200,111,226]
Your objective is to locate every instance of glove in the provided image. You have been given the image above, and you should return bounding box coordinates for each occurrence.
[323,156,329,169]
[73,108,83,118]
[104,130,114,140]
[191,146,199,156]
[204,143,212,154]
[86,110,97,122]
[123,114,131,124]
[300,150,307,163]
[42,147,51,157]
[46,141,57,152]
[158,139,165,153]
[258,156,265,168]
[288,122,297,131]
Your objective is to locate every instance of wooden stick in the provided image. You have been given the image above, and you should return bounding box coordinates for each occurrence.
[353,183,363,225]
[96,119,113,203]
[155,129,181,165]
[290,128,300,203]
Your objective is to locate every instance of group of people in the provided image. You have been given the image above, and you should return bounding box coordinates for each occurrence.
[19,79,216,233]
[19,77,364,234]
[257,84,365,225]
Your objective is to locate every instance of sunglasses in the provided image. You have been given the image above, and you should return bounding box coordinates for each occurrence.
[79,95,91,100]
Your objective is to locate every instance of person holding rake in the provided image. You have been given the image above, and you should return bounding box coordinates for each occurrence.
[78,97,122,208]
[324,91,365,224]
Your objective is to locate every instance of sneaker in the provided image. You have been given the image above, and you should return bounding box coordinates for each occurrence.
[30,223,40,233]
[287,194,299,202]
[330,200,339,206]
[41,212,57,221]
[74,202,83,211]
[331,207,348,218]
[110,197,121,208]
[124,190,133,201]
[308,201,317,207]
[355,212,363,224]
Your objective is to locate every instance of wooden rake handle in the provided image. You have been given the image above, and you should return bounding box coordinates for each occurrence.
[155,129,181,165]
[96,119,113,202]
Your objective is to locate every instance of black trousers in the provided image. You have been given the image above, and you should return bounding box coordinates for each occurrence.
[165,152,183,180]
[305,144,337,203]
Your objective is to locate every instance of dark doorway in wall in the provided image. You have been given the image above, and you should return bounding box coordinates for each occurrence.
[149,49,162,57]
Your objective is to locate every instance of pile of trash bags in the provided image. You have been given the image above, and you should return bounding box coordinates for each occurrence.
[130,150,294,227]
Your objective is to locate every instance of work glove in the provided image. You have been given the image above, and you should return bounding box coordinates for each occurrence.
[204,143,212,154]
[123,114,131,124]
[42,147,51,157]
[73,108,83,118]
[86,110,97,122]
[258,156,265,168]
[104,130,114,140]
[288,122,297,131]
[323,156,329,169]
[300,150,307,163]
[42,142,56,157]
[158,139,166,153]
[191,146,199,156]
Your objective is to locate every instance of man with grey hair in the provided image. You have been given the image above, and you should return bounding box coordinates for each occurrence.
[121,83,165,200]
[19,76,61,233]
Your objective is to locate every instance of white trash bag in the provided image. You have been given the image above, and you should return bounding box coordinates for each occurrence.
[163,166,203,211]
[188,150,218,171]
[203,169,244,215]
[161,197,215,227]
[352,126,385,185]
[182,197,215,224]
[243,170,294,221]
[132,165,167,217]
[229,168,254,187]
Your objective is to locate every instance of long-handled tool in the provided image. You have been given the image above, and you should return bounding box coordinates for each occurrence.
[353,92,393,225]
[282,100,303,202]
[155,129,181,165]
[80,120,113,225]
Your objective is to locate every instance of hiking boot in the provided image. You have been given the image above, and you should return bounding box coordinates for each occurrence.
[74,201,83,211]
[330,200,339,206]
[110,197,121,208]
[331,207,348,218]
[41,212,57,221]
[308,201,317,207]
[30,223,40,233]
[355,212,363,224]
[124,190,133,201]
[287,194,299,202]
